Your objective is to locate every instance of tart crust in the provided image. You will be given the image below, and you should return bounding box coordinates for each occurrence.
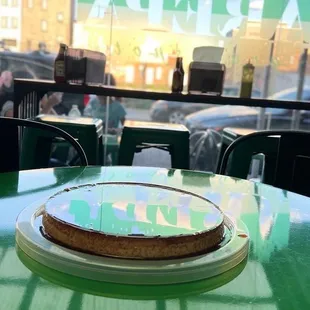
[42,212,224,259]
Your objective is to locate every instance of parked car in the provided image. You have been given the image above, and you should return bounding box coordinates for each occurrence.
[150,87,261,124]
[150,101,208,124]
[185,87,310,133]
[0,50,55,80]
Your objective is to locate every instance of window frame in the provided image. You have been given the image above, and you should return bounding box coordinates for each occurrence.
[0,16,9,28]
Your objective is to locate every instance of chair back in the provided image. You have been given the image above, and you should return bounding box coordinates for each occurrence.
[0,117,88,173]
[219,130,310,196]
[275,132,310,196]
[0,121,19,172]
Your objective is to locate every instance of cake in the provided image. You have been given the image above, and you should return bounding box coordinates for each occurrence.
[42,183,225,259]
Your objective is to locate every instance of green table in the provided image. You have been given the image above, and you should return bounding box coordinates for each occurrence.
[1,166,310,309]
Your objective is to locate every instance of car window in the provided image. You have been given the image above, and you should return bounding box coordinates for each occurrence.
[199,115,257,129]
[265,108,288,115]
[269,114,293,130]
[271,89,310,101]
[252,90,261,98]
[223,87,261,98]
[223,88,239,97]
[275,92,297,100]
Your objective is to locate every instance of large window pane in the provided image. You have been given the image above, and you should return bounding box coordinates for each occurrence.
[1,0,310,168]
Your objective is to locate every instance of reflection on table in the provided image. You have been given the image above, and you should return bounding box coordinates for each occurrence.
[0,167,309,309]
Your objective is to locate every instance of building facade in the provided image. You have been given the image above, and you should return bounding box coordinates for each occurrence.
[0,0,73,53]
[0,0,22,51]
[20,0,73,53]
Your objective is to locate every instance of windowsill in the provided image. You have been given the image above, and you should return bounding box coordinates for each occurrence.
[13,78,310,112]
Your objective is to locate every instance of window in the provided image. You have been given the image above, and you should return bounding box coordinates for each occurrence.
[3,39,16,47]
[1,0,310,166]
[125,66,134,83]
[57,13,64,23]
[41,0,47,10]
[145,68,154,85]
[11,17,18,29]
[1,17,8,28]
[156,67,162,80]
[41,20,47,32]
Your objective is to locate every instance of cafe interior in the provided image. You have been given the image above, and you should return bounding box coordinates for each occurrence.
[0,1,310,309]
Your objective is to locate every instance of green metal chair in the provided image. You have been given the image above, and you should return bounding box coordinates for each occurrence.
[33,114,103,166]
[118,121,190,169]
[0,117,88,173]
[219,130,310,197]
[103,134,120,166]
[216,128,257,174]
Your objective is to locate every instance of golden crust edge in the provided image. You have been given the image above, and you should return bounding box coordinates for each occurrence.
[42,212,225,259]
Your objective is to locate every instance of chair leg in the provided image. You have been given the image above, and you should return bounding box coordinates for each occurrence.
[0,125,19,172]
[118,144,136,166]
[98,136,104,166]
[171,144,190,170]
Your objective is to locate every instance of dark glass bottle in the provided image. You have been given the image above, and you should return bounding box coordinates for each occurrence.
[240,60,255,98]
[54,43,67,83]
[171,57,184,93]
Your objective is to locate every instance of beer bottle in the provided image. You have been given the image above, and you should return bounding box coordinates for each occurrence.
[240,60,255,98]
[54,43,67,83]
[171,57,185,93]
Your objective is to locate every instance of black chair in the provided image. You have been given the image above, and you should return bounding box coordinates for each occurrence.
[219,130,310,197]
[0,117,88,173]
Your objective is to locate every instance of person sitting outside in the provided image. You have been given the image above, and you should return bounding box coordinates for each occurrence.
[0,92,63,117]
[31,42,50,56]
[83,73,126,133]
[0,70,63,117]
[0,71,14,110]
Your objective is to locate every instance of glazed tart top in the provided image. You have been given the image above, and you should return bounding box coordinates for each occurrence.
[45,183,224,238]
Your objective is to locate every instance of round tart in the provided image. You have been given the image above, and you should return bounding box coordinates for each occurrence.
[42,183,225,259]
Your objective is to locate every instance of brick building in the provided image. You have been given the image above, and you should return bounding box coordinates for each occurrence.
[115,55,177,90]
[20,0,73,53]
